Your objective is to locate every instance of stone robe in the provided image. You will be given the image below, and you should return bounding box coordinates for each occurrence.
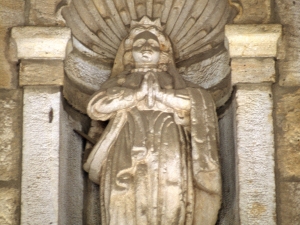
[84,70,221,225]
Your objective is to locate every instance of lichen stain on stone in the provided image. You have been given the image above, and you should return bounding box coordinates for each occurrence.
[250,202,267,217]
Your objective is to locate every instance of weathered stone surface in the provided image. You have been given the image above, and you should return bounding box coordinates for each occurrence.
[63,75,91,114]
[0,188,19,225]
[218,103,239,225]
[22,86,61,225]
[11,27,71,59]
[20,60,64,86]
[0,89,22,181]
[231,58,275,85]
[276,0,300,86]
[275,88,300,179]
[225,24,282,58]
[27,0,65,26]
[278,182,300,225]
[233,0,271,24]
[234,84,276,225]
[178,51,231,107]
[58,101,89,225]
[0,0,25,88]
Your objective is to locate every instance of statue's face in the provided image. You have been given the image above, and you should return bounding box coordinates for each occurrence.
[132,31,160,67]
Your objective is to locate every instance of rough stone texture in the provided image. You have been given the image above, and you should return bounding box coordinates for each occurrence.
[20,60,64,86]
[11,26,71,60]
[225,24,282,58]
[0,188,20,225]
[278,182,300,225]
[233,0,271,24]
[234,84,276,225]
[178,51,231,107]
[58,101,89,225]
[276,0,300,86]
[231,58,275,85]
[0,0,25,88]
[27,0,66,26]
[63,75,91,114]
[22,86,61,225]
[0,89,22,181]
[275,87,300,179]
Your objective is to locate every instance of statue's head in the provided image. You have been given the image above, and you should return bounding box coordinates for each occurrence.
[123,16,173,71]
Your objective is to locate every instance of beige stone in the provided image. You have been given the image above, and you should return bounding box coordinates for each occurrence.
[231,58,275,85]
[63,75,90,114]
[0,188,19,225]
[28,0,65,26]
[276,88,300,179]
[11,26,71,59]
[20,60,64,86]
[22,86,61,224]
[233,0,271,24]
[235,84,276,225]
[0,89,22,181]
[278,182,300,224]
[0,0,25,88]
[225,24,282,58]
[276,0,300,86]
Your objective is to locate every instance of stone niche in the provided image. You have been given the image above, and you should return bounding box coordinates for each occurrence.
[3,0,300,224]
[60,0,238,224]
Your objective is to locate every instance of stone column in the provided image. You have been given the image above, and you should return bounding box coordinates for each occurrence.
[225,25,282,224]
[11,27,71,225]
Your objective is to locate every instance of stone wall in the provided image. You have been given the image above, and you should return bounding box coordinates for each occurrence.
[274,0,300,224]
[0,90,22,224]
[274,86,300,224]
[0,0,300,224]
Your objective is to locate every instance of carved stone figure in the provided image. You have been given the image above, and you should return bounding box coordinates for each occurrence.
[83,17,221,225]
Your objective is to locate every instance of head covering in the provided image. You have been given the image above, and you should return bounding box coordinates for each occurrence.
[110,16,186,89]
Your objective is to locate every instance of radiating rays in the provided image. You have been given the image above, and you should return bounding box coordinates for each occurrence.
[62,0,233,61]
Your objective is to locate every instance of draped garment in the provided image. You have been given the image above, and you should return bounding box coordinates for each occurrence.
[84,71,221,225]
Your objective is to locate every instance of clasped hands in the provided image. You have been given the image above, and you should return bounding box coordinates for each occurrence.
[136,72,164,108]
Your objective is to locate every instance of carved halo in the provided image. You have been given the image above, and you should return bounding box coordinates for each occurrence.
[61,0,239,113]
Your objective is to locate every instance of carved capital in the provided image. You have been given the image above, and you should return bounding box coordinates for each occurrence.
[11,27,71,86]
[225,24,282,58]
[11,27,71,60]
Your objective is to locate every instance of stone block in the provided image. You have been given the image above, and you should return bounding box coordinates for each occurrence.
[28,0,65,26]
[275,88,300,179]
[22,86,61,225]
[0,0,25,88]
[11,27,71,60]
[276,0,300,86]
[231,58,275,85]
[225,24,282,58]
[0,89,22,181]
[233,0,271,24]
[278,182,300,224]
[234,84,276,225]
[0,188,19,225]
[20,60,64,86]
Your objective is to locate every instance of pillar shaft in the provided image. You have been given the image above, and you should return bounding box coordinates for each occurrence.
[225,24,281,224]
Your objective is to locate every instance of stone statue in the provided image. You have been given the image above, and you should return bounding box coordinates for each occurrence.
[83,17,221,225]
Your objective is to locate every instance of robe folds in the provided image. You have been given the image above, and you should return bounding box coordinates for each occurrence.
[84,71,221,225]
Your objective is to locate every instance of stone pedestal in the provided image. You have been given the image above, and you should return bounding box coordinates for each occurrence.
[225,24,281,225]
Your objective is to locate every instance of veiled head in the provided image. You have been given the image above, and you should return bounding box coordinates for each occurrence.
[132,31,161,68]
[123,17,174,71]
